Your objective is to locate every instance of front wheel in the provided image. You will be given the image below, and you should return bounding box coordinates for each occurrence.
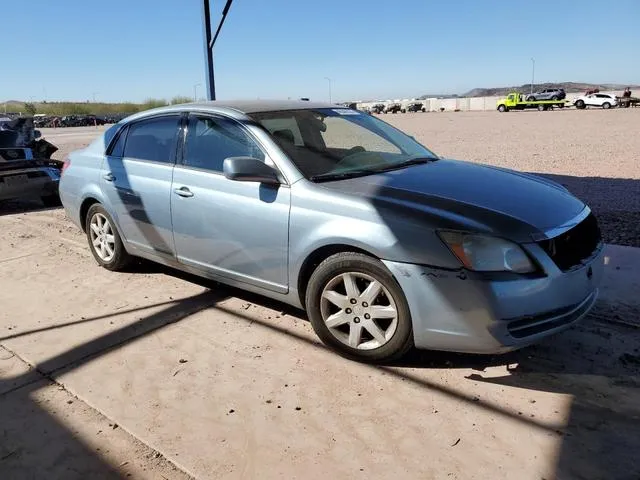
[602,102,611,109]
[498,104,507,112]
[305,252,413,362]
[85,204,132,271]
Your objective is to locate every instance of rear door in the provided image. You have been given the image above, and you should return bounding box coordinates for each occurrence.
[101,115,181,258]
[170,113,290,292]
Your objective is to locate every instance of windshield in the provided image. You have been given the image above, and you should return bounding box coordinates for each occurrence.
[249,108,438,181]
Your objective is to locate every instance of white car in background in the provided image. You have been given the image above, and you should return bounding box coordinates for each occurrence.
[574,93,618,109]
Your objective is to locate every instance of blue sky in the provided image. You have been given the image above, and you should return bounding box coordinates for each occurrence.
[3,0,639,103]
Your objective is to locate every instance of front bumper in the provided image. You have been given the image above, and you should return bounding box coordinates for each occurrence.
[383,244,605,354]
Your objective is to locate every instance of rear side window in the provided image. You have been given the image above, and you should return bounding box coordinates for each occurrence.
[123,116,180,163]
[183,115,264,172]
[108,125,128,157]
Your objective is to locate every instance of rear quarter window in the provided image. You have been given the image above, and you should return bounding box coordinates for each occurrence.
[107,125,128,157]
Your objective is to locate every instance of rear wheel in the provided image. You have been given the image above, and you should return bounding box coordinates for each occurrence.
[538,104,545,111]
[305,252,413,362]
[85,204,132,271]
[575,100,586,109]
[528,96,536,102]
[551,95,559,100]
[602,102,611,109]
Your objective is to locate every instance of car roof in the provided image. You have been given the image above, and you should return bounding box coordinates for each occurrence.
[187,99,335,113]
[120,99,339,124]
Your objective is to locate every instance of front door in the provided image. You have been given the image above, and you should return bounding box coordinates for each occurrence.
[170,113,290,293]
[100,115,180,257]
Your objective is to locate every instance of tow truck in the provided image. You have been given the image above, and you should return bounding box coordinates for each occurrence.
[496,92,567,112]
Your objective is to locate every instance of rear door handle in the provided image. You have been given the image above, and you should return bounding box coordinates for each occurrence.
[103,173,115,182]
[174,187,194,198]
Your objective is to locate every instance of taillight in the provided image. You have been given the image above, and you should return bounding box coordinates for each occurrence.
[61,158,71,175]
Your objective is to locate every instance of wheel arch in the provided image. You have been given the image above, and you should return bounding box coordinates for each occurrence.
[79,197,101,232]
[296,243,379,308]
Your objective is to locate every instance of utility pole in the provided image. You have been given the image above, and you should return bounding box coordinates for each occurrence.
[530,58,535,95]
[324,77,332,103]
[202,0,235,101]
[193,83,201,101]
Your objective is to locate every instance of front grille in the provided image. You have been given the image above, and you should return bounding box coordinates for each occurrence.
[506,292,595,338]
[538,213,601,271]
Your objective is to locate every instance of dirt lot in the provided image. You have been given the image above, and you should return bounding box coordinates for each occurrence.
[1,110,639,479]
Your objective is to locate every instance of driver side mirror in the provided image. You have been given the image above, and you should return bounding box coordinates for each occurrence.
[223,157,281,185]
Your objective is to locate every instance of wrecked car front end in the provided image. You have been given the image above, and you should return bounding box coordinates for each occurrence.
[0,116,63,205]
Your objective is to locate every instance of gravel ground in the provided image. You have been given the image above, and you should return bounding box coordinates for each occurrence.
[382,108,640,247]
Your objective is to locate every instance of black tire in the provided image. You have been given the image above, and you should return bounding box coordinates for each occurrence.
[575,100,586,109]
[85,203,132,271]
[305,252,414,363]
[551,95,559,100]
[528,96,536,102]
[602,102,611,109]
[538,104,545,111]
[41,193,62,207]
[497,104,507,112]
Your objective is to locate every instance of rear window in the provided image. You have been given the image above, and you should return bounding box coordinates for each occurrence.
[123,116,180,163]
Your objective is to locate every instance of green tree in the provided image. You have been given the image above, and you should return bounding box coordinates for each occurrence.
[170,96,193,105]
[24,102,37,115]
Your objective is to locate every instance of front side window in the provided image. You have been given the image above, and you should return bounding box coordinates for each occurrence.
[123,116,180,163]
[250,108,437,180]
[183,115,265,172]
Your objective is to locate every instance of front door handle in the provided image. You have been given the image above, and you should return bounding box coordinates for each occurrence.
[174,187,194,198]
[103,172,115,182]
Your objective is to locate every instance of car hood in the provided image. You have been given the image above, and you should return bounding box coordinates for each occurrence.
[319,159,586,242]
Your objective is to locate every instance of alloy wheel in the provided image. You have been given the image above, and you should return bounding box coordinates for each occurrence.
[89,213,116,262]
[320,272,398,350]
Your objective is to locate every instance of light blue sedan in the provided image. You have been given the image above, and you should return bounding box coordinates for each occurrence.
[59,100,604,362]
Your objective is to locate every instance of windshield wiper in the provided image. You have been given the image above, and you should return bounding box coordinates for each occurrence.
[371,157,434,173]
[310,169,377,182]
[310,157,434,183]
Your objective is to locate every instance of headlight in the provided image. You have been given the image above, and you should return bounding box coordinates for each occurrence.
[438,231,536,273]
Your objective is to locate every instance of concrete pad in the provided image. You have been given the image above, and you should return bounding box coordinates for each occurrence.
[0,345,40,395]
[1,209,639,479]
[0,378,191,480]
[54,301,569,480]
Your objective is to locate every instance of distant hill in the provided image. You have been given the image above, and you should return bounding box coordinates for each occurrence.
[460,82,639,98]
